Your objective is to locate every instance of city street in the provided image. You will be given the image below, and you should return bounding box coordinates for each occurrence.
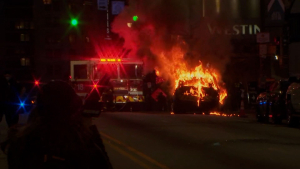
[1,112,300,169]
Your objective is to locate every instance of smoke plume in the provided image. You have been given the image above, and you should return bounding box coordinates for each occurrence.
[112,0,232,91]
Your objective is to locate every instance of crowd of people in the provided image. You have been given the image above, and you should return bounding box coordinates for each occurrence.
[0,72,113,169]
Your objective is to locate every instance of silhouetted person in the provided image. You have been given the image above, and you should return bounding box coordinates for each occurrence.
[100,74,114,111]
[157,92,166,111]
[1,81,112,169]
[0,71,21,127]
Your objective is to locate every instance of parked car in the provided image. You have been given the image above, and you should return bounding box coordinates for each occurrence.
[286,82,300,127]
[172,82,219,114]
[256,80,290,123]
[172,85,199,114]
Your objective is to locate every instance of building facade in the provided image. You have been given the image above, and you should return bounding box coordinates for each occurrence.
[288,0,300,77]
[0,0,4,71]
[184,0,263,86]
[0,0,35,80]
[186,0,294,87]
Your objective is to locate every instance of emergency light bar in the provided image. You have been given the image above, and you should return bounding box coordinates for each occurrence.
[100,58,121,62]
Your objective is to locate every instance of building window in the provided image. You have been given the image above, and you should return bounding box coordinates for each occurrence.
[46,35,61,44]
[45,17,60,27]
[15,48,25,54]
[20,34,24,41]
[15,21,24,29]
[231,0,240,19]
[46,37,54,44]
[83,1,93,6]
[20,58,30,66]
[20,34,30,41]
[24,21,30,29]
[16,21,33,29]
[46,49,62,58]
[30,22,34,29]
[216,0,220,14]
[43,0,52,4]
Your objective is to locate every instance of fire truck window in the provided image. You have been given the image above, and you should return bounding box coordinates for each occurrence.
[120,64,142,79]
[74,65,87,79]
[96,64,118,79]
[136,65,143,78]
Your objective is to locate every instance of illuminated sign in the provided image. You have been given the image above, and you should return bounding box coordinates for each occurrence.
[98,0,107,10]
[207,24,261,35]
[112,1,125,15]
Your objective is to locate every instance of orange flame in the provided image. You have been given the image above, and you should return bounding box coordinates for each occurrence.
[155,45,227,104]
[210,112,237,117]
[156,70,160,76]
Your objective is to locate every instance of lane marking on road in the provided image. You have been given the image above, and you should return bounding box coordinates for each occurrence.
[100,131,169,169]
[103,139,151,169]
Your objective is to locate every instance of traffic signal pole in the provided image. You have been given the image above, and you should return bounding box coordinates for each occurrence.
[105,0,111,40]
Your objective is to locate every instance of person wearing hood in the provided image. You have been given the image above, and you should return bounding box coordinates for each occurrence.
[1,81,113,169]
[0,71,22,127]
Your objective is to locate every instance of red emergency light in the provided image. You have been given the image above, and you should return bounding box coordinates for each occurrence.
[100,58,121,62]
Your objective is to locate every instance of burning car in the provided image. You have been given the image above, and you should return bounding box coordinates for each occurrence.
[200,84,220,114]
[172,85,198,114]
[172,81,220,114]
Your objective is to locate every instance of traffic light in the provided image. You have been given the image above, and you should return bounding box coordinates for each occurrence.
[133,15,138,22]
[70,18,78,26]
[274,37,280,55]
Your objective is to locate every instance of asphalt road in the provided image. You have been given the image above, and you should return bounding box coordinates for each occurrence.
[95,112,300,169]
[1,112,300,169]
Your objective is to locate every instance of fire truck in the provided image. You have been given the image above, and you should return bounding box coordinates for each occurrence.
[70,58,144,111]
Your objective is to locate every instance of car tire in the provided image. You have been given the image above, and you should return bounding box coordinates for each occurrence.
[172,102,184,114]
[257,104,269,123]
[272,116,282,124]
[256,106,263,122]
[271,104,282,124]
[287,101,298,127]
[287,114,298,127]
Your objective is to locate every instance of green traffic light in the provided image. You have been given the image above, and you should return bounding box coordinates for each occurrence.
[133,15,138,22]
[71,19,78,26]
